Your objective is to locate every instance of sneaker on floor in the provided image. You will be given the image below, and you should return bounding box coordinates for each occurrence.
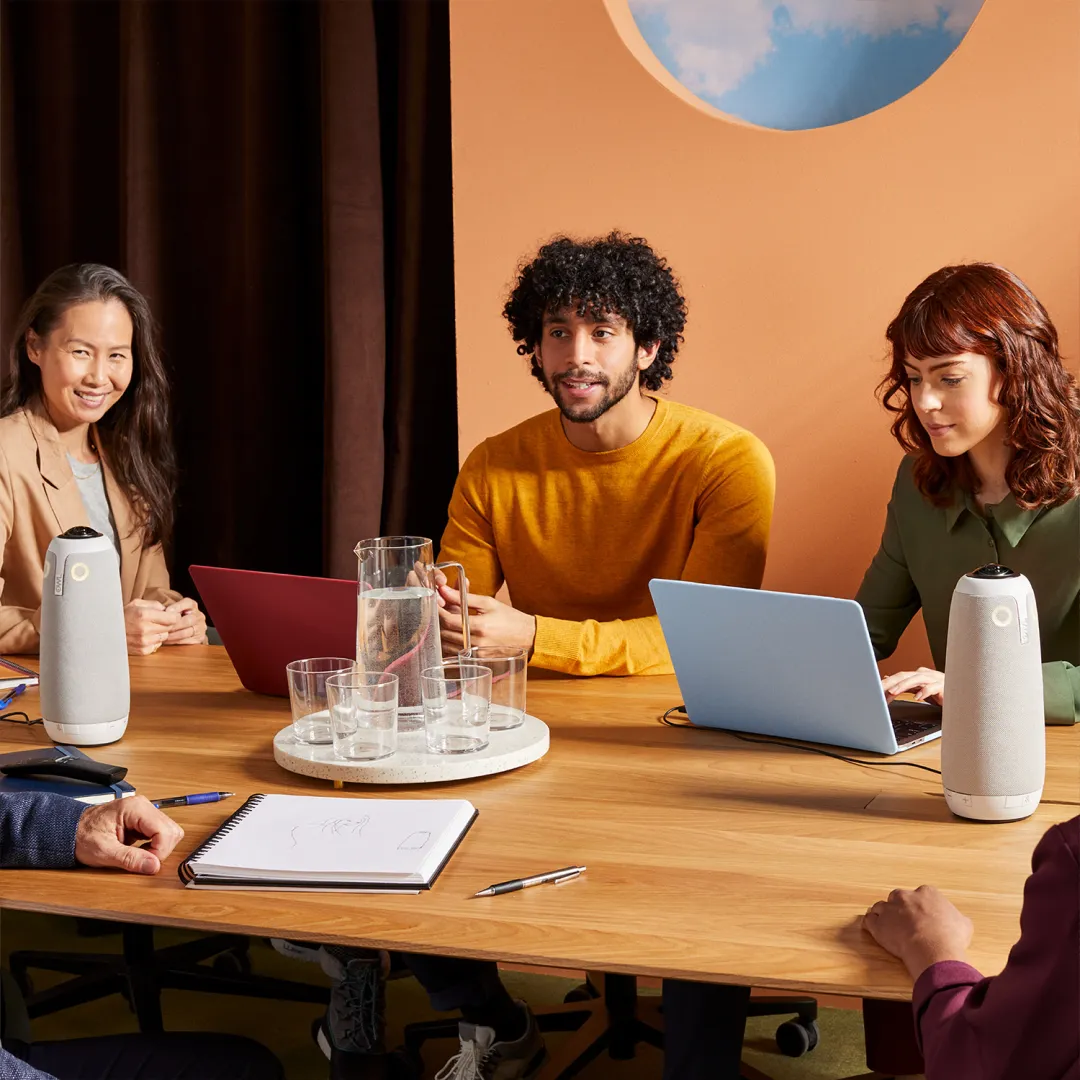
[270,938,386,982]
[269,937,323,965]
[314,953,388,1058]
[434,1002,546,1080]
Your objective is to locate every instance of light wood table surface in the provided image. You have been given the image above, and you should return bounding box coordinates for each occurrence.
[1,647,1076,1002]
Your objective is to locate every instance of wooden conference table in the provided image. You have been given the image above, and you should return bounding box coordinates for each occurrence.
[2,647,1077,1007]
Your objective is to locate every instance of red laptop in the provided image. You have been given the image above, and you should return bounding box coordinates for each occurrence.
[189,565,356,696]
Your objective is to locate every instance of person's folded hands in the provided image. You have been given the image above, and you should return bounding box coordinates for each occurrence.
[163,598,208,645]
[124,600,180,655]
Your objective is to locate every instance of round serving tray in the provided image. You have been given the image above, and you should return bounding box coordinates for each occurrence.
[273,713,549,786]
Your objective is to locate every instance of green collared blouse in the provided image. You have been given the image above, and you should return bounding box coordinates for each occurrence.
[856,457,1079,725]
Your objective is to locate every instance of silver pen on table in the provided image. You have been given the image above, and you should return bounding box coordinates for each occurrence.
[473,865,587,898]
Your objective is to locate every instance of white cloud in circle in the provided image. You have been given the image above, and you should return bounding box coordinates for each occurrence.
[629,0,984,99]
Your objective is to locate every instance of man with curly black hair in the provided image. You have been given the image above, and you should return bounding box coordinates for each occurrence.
[437,231,776,676]
[353,234,777,1080]
[507,231,687,415]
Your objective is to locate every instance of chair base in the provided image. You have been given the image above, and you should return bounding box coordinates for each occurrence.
[405,972,819,1080]
[533,977,663,1080]
[9,922,329,1032]
[404,972,659,1080]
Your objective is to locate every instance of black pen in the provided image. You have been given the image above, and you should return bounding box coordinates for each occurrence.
[473,865,586,897]
[152,791,235,809]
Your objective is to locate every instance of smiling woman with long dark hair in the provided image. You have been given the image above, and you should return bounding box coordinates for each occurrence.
[856,261,1080,726]
[0,263,206,654]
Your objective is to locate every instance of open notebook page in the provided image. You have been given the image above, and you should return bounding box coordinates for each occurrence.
[189,794,477,883]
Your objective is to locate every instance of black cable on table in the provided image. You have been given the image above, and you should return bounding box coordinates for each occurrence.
[0,711,42,727]
[659,704,942,776]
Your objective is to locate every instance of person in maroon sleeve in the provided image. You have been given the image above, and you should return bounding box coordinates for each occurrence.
[863,815,1079,1080]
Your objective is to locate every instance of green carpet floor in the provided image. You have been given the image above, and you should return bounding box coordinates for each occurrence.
[1,911,871,1078]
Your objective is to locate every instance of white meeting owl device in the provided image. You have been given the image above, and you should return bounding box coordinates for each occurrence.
[39,527,130,746]
[941,564,1044,822]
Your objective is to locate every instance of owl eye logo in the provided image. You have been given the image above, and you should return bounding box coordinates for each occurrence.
[70,562,90,583]
[991,605,1013,628]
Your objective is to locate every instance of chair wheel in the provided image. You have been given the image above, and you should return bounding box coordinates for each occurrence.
[563,980,600,1003]
[775,1018,819,1057]
[212,948,252,976]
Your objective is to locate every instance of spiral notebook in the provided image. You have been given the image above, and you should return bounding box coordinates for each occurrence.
[178,794,478,893]
[0,656,39,691]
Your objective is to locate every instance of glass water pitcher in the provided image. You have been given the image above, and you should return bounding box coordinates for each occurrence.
[355,536,470,731]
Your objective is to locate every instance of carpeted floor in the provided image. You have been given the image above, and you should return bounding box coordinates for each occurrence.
[1,911,871,1078]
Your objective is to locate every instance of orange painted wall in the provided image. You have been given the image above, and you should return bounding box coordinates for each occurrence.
[448,0,1080,670]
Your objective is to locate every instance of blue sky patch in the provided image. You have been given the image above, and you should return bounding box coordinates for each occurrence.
[627,1,983,130]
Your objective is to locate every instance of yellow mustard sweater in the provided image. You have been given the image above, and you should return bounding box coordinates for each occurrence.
[438,397,776,676]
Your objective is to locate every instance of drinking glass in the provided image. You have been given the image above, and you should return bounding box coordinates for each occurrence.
[458,646,526,730]
[286,657,355,744]
[326,671,398,761]
[421,662,491,754]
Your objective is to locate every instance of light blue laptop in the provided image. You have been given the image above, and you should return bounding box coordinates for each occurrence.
[649,579,942,755]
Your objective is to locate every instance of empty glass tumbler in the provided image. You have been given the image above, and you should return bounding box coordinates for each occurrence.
[286,657,355,745]
[421,662,491,754]
[458,646,526,730]
[326,671,398,761]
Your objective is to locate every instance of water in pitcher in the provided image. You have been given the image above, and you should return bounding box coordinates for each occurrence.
[357,585,442,731]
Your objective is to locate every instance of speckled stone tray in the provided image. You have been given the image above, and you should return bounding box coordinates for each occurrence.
[272,714,550,786]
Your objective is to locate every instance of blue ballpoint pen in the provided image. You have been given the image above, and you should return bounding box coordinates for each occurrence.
[0,683,27,710]
[152,791,235,809]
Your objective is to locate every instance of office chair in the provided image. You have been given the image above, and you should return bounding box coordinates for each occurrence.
[403,971,819,1079]
[9,923,328,1032]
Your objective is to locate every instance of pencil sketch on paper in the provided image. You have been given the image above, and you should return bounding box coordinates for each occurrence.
[290,815,371,849]
[398,830,431,851]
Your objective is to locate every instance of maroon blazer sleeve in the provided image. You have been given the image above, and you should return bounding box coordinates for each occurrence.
[911,816,1080,1080]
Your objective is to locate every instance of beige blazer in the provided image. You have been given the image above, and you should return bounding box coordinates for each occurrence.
[0,404,180,654]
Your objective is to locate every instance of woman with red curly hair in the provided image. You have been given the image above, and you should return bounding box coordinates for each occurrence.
[665,265,1078,1080]
[857,261,1080,726]
[855,263,1079,1079]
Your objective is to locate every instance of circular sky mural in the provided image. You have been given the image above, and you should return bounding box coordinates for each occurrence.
[627,0,985,130]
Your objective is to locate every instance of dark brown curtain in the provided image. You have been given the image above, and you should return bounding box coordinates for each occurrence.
[0,0,456,595]
[374,0,457,542]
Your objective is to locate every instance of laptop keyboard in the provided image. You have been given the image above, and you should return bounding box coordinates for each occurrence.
[887,698,942,744]
[891,715,940,743]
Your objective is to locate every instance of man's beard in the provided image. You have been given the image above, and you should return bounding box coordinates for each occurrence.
[544,359,641,424]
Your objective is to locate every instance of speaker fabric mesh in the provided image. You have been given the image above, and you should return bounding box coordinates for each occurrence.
[942,587,1045,796]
